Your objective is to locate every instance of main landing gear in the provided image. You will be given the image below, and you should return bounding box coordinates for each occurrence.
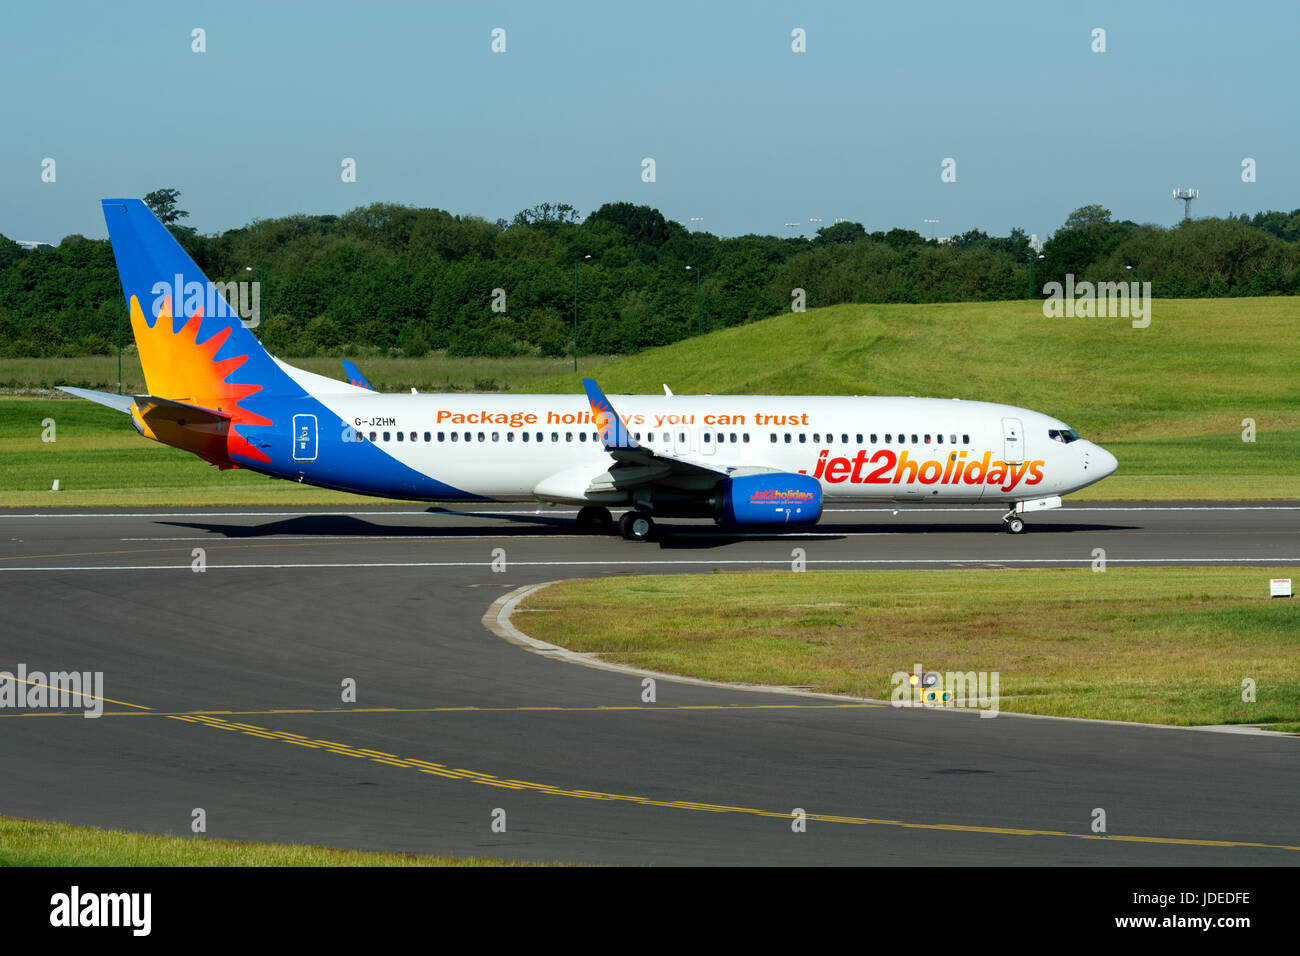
[575,506,656,540]
[1002,510,1026,534]
[618,510,656,541]
[575,506,613,535]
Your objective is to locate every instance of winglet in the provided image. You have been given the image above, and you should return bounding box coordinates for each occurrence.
[341,360,374,390]
[581,378,640,451]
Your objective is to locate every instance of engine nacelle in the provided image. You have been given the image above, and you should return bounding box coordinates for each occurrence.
[714,473,823,526]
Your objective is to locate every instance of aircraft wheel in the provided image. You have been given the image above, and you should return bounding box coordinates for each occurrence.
[576,506,613,534]
[620,511,655,541]
[1004,515,1026,534]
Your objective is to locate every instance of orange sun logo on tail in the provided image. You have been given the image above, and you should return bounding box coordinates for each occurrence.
[130,295,271,463]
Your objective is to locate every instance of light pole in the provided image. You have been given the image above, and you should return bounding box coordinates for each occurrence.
[1126,263,1140,287]
[1027,254,1044,300]
[924,218,939,239]
[686,265,701,335]
[689,217,703,230]
[244,266,265,339]
[116,285,123,394]
[573,254,591,373]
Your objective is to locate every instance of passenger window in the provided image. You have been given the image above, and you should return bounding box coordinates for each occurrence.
[743,433,750,443]
[492,432,499,442]
[522,432,529,442]
[784,433,791,443]
[450,432,457,442]
[566,432,573,442]
[536,432,543,442]
[383,432,391,442]
[410,432,417,442]
[950,434,957,444]
[798,433,806,443]
[770,433,777,443]
[369,431,377,442]
[579,432,587,442]
[507,432,515,442]
[925,434,931,444]
[814,433,821,443]
[552,432,559,442]
[885,433,892,443]
[703,433,711,443]
[937,434,943,444]
[911,434,918,443]
[963,434,970,444]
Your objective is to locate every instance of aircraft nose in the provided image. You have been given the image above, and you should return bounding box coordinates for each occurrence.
[1094,444,1118,477]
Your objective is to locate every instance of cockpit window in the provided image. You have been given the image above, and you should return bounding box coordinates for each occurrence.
[1048,428,1082,444]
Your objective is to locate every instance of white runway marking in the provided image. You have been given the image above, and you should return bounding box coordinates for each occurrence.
[3,557,1298,572]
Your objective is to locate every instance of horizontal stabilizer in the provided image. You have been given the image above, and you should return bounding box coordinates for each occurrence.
[133,394,231,426]
[57,386,136,414]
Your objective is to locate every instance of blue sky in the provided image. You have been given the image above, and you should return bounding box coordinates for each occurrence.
[2,0,1295,243]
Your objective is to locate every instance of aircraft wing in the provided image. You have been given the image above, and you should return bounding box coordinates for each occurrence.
[580,377,778,490]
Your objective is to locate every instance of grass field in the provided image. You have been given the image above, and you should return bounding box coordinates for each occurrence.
[0,816,530,866]
[0,350,614,396]
[517,568,1300,730]
[2,297,1297,505]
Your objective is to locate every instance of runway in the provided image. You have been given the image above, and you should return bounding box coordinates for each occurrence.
[1,502,1297,864]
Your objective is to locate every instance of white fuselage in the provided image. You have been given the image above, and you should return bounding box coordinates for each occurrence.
[295,379,1118,506]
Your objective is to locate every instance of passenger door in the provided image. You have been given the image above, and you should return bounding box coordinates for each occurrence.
[1001,417,1024,464]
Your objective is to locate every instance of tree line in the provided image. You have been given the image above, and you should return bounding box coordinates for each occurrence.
[2,195,1298,359]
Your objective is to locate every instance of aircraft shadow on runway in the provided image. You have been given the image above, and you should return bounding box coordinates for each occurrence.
[158,510,577,539]
[158,512,1138,545]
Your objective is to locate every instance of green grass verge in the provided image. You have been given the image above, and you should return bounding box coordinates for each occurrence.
[517,568,1300,728]
[3,297,1297,505]
[0,816,538,866]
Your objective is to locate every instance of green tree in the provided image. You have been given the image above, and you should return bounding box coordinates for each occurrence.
[143,188,190,225]
[1060,204,1112,232]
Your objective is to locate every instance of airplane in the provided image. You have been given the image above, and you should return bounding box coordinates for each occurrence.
[61,198,1118,540]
